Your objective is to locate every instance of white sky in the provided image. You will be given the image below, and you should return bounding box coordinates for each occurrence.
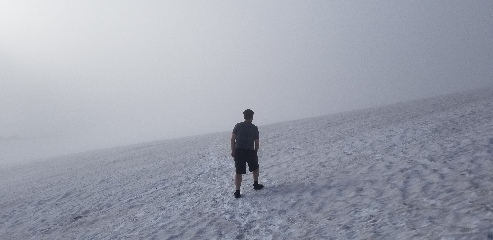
[1,1,493,161]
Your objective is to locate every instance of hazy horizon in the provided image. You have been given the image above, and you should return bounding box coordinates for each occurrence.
[1,1,493,163]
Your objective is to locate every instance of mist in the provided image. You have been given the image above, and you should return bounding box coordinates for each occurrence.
[1,1,492,164]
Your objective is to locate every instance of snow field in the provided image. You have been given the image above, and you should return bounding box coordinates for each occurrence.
[1,87,493,239]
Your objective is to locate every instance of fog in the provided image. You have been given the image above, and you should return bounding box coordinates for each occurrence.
[1,1,492,164]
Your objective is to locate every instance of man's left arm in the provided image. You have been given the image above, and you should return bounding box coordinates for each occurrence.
[231,133,236,158]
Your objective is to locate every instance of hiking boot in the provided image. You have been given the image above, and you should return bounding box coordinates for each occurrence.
[253,184,264,190]
[234,190,241,198]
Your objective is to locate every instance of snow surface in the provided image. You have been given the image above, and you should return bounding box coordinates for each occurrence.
[1,87,493,239]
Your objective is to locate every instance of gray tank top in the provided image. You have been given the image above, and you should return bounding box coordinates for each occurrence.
[232,121,259,150]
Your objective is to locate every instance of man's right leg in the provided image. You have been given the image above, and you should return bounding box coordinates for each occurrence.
[249,152,263,190]
[252,168,264,190]
[252,168,259,182]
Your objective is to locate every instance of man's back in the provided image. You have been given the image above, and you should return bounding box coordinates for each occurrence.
[233,121,259,150]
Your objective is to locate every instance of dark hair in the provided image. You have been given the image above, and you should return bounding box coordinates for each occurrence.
[243,109,254,120]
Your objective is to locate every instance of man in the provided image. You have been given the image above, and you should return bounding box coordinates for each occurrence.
[231,109,264,198]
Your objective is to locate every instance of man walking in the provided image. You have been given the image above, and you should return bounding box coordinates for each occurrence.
[231,109,264,198]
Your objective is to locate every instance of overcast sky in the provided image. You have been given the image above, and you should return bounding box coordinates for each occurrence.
[1,1,493,162]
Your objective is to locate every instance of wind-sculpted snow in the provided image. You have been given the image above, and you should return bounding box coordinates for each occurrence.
[1,88,493,239]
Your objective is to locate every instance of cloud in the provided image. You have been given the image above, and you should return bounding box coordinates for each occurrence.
[1,1,492,163]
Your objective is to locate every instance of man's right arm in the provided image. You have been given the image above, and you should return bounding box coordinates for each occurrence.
[254,127,259,153]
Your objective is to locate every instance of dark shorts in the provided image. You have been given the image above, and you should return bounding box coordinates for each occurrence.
[234,148,259,174]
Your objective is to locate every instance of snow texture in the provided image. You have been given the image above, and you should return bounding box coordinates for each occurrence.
[1,87,493,239]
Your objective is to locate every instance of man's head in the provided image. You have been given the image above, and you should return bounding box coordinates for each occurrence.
[243,109,254,120]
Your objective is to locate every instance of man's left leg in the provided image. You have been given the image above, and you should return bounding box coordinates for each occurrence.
[235,174,242,191]
[234,174,242,198]
[234,151,246,198]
